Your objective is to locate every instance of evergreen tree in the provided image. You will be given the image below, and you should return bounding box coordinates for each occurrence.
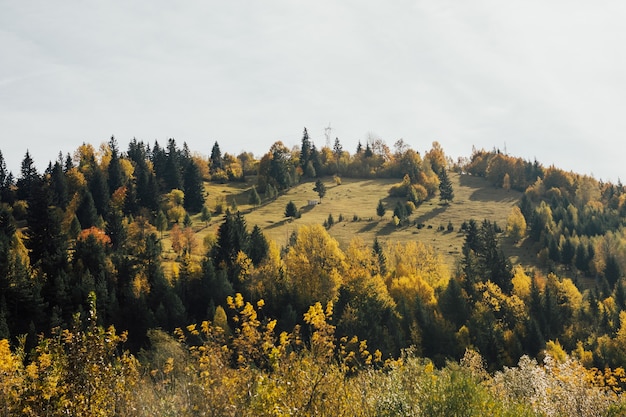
[376,199,386,219]
[310,145,323,178]
[211,211,249,271]
[164,138,183,191]
[364,143,373,158]
[372,237,387,276]
[285,201,298,219]
[89,166,110,216]
[209,141,223,173]
[248,186,261,206]
[183,160,205,213]
[248,225,269,266]
[26,178,68,279]
[49,160,69,209]
[16,150,38,201]
[313,179,326,203]
[333,137,343,174]
[299,128,312,175]
[438,168,454,204]
[0,150,13,203]
[107,136,123,194]
[76,190,99,229]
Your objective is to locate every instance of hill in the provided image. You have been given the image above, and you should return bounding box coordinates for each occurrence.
[189,173,522,272]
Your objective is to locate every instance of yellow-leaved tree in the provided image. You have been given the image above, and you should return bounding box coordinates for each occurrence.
[284,224,346,311]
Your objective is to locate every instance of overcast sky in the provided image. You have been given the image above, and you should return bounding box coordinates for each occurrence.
[1,1,625,182]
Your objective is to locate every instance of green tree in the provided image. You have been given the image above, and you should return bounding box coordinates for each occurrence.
[333,137,343,174]
[285,201,298,219]
[183,159,205,213]
[107,136,124,194]
[438,169,454,204]
[248,225,269,266]
[376,199,386,219]
[200,205,211,226]
[210,141,223,173]
[313,179,327,203]
[248,186,261,207]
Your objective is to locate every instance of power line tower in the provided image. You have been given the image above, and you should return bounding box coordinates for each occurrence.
[324,123,332,148]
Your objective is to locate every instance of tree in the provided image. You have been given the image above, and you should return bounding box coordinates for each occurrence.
[16,150,38,201]
[268,142,292,190]
[248,186,261,207]
[313,179,326,203]
[438,169,454,204]
[506,206,527,242]
[164,138,183,191]
[183,159,205,213]
[284,224,346,310]
[107,136,124,194]
[299,128,312,175]
[285,201,298,219]
[376,199,386,219]
[248,225,269,266]
[210,141,223,173]
[200,205,211,226]
[333,138,343,174]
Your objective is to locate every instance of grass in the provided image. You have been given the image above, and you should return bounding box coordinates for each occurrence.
[181,173,526,272]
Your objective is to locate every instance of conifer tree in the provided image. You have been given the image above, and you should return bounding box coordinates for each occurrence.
[183,160,205,213]
[248,186,261,206]
[248,225,269,266]
[376,199,386,219]
[313,179,326,203]
[438,168,454,204]
[107,136,123,194]
[285,201,298,219]
[210,141,223,173]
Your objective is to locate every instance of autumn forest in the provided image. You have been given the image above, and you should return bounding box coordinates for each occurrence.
[1,130,626,415]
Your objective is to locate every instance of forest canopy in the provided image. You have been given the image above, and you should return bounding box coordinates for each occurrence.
[1,133,626,415]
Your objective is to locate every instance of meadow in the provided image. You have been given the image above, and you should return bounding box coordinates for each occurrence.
[163,172,527,272]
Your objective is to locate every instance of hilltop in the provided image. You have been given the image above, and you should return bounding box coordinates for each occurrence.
[181,173,523,272]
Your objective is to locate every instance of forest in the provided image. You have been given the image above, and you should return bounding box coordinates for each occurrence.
[1,130,626,415]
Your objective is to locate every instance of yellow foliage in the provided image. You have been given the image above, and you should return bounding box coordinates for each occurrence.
[387,240,449,288]
[389,273,436,306]
[285,224,346,308]
[545,340,568,363]
[511,265,531,300]
[506,206,527,241]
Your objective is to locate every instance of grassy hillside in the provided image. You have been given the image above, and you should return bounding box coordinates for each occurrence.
[173,173,525,272]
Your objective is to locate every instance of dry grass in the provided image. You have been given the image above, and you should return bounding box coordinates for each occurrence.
[185,173,530,271]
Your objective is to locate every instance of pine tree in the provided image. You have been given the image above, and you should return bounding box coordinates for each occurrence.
[49,160,69,209]
[183,160,205,213]
[89,166,110,216]
[209,141,223,173]
[313,179,326,203]
[333,138,343,174]
[76,190,99,229]
[107,136,123,194]
[248,225,269,266]
[164,138,183,190]
[285,201,298,219]
[248,186,261,206]
[376,199,386,219]
[16,150,38,201]
[438,168,454,204]
[372,237,387,276]
[299,128,312,175]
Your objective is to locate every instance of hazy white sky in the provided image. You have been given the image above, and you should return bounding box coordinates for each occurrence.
[1,1,625,181]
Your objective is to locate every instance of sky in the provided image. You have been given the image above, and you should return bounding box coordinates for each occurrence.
[1,1,625,182]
